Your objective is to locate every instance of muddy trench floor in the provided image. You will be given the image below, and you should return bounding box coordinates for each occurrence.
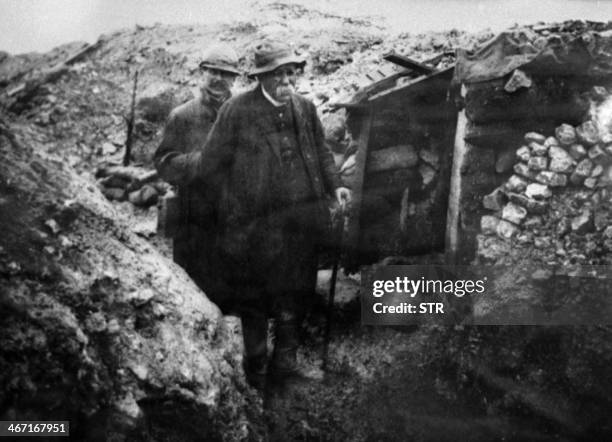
[144,227,572,442]
[257,309,567,442]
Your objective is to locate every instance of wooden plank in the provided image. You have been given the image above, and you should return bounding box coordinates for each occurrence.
[368,66,455,103]
[445,109,468,265]
[383,51,437,75]
[64,39,103,65]
[345,108,374,255]
[330,70,415,108]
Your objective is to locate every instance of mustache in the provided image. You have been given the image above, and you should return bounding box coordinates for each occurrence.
[209,79,230,90]
[275,84,294,95]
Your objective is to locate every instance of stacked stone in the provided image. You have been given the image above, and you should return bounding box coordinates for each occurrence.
[480,120,612,243]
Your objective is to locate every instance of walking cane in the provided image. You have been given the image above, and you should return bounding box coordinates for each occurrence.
[322,205,346,372]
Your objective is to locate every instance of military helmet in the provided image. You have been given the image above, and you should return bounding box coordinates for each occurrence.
[199,44,241,75]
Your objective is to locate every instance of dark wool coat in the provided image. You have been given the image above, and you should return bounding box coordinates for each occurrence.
[154,93,227,300]
[191,85,342,298]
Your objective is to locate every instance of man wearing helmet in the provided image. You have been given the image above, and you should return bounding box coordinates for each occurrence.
[154,43,240,307]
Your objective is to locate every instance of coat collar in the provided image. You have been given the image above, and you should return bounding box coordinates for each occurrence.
[250,86,310,163]
[260,84,286,107]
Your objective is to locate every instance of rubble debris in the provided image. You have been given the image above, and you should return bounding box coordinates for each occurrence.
[505,175,528,193]
[44,219,61,235]
[587,145,608,163]
[591,85,608,102]
[591,164,604,177]
[496,219,519,239]
[570,158,593,185]
[481,215,500,235]
[0,120,23,150]
[535,171,567,187]
[555,124,576,146]
[6,39,104,112]
[528,156,548,171]
[483,187,506,211]
[514,162,539,180]
[568,143,587,160]
[502,202,527,225]
[543,136,559,148]
[575,121,599,146]
[128,184,159,207]
[531,269,553,281]
[524,132,546,144]
[529,141,548,156]
[516,145,531,162]
[508,193,549,214]
[418,163,436,188]
[101,186,127,201]
[504,69,532,93]
[480,117,612,251]
[584,177,598,188]
[594,210,608,231]
[571,209,594,234]
[548,146,575,173]
[101,141,119,155]
[96,165,163,206]
[524,183,551,200]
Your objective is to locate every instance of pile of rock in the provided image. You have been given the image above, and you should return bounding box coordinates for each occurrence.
[96,164,170,207]
[479,120,612,261]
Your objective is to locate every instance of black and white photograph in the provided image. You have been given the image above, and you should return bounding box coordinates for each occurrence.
[1,0,612,440]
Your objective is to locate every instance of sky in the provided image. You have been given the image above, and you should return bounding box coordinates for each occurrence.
[1,0,611,54]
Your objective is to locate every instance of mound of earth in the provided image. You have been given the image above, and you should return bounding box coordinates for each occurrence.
[0,119,263,441]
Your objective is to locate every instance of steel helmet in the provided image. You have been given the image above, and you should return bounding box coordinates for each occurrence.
[199,44,241,75]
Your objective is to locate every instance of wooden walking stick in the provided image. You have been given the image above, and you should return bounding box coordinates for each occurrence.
[322,207,346,372]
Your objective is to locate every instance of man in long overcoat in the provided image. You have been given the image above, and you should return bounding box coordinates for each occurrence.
[190,40,351,385]
[154,44,240,308]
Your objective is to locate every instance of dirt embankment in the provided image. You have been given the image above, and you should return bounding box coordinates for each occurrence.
[0,118,266,440]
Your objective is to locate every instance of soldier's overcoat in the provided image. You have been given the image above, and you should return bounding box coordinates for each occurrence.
[154,93,226,299]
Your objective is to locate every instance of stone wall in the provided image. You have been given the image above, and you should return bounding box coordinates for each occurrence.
[477,116,612,266]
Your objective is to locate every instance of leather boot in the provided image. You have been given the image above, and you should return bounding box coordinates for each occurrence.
[241,312,269,389]
[271,319,323,381]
